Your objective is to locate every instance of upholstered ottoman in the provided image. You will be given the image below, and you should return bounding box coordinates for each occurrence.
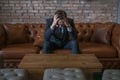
[102,69,120,80]
[0,69,29,80]
[43,68,87,80]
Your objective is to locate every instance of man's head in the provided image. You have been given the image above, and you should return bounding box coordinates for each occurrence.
[55,10,67,26]
[55,10,67,19]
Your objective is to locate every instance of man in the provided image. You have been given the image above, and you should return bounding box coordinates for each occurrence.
[43,10,80,54]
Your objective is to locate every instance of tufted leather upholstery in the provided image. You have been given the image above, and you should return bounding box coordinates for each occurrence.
[102,69,120,80]
[3,24,28,44]
[43,68,87,80]
[75,23,94,42]
[112,24,120,57]
[0,69,29,80]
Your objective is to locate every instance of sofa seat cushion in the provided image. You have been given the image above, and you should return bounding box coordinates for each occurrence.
[79,42,117,58]
[0,43,39,59]
[40,49,71,54]
[41,42,117,58]
[53,49,71,54]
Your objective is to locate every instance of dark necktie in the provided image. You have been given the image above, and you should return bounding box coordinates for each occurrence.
[57,26,64,39]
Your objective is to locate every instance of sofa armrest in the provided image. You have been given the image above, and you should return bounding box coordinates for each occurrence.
[112,24,120,57]
[0,24,6,49]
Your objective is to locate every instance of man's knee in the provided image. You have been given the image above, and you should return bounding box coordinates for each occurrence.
[43,40,51,47]
[70,40,80,54]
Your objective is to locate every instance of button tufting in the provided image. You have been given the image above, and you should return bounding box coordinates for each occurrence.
[43,68,86,80]
[0,69,29,80]
[75,75,81,78]
[102,69,120,80]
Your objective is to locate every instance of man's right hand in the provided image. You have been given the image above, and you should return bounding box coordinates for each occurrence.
[50,14,59,30]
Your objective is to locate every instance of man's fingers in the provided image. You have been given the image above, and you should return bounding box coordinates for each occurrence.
[56,18,60,21]
[54,14,58,19]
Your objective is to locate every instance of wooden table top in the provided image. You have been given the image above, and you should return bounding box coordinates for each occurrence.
[19,54,103,70]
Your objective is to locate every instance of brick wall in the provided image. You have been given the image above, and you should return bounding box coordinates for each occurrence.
[0,0,118,23]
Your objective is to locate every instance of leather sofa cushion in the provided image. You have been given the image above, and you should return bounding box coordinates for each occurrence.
[75,23,94,42]
[53,49,71,54]
[3,24,28,44]
[50,42,117,58]
[32,24,45,47]
[25,24,45,47]
[24,24,35,42]
[91,23,114,44]
[0,43,39,59]
[79,42,117,58]
[0,24,6,47]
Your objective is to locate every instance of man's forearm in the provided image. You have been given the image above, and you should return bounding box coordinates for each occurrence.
[44,28,53,40]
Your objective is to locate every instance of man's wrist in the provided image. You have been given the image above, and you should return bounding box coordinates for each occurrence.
[67,27,72,32]
[50,25,54,30]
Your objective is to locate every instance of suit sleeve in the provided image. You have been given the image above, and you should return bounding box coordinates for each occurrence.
[68,19,78,40]
[44,19,53,41]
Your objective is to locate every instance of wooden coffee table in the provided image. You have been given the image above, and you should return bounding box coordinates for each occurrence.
[18,54,103,80]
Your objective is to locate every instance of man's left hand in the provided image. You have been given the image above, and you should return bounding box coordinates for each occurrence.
[63,18,71,28]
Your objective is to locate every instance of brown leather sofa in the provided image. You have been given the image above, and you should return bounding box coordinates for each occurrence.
[0,22,120,69]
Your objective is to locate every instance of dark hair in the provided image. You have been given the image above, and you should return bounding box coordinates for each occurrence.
[55,10,67,19]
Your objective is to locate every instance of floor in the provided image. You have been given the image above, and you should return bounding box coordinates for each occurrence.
[93,72,102,80]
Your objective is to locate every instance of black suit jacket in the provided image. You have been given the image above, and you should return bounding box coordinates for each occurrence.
[44,18,77,45]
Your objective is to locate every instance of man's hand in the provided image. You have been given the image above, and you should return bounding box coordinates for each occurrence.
[63,18,71,28]
[50,14,59,30]
[63,17,72,32]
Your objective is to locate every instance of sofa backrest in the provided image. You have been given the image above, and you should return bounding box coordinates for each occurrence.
[25,22,116,47]
[0,22,116,48]
[3,24,28,44]
[75,23,94,42]
[25,24,45,47]
[75,22,115,44]
[112,24,120,57]
[0,23,46,48]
